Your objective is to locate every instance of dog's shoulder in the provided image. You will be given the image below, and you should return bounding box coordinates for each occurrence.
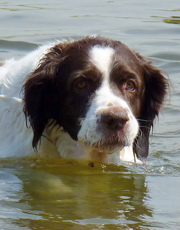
[0,43,55,98]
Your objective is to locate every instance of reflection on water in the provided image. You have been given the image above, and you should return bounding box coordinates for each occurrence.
[0,159,151,230]
[0,0,180,229]
[0,158,179,229]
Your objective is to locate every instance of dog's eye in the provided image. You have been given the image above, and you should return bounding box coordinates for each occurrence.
[73,77,88,90]
[125,80,136,91]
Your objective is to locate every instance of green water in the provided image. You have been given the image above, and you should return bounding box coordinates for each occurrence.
[1,158,179,230]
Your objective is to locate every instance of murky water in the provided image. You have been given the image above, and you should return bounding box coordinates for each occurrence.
[0,0,180,229]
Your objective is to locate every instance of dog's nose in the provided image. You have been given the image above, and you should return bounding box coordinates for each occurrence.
[100,108,129,131]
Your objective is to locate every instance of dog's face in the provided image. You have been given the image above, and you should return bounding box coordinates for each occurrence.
[24,37,168,161]
[76,45,143,154]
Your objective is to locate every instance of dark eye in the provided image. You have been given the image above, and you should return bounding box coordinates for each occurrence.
[73,77,88,91]
[125,80,136,91]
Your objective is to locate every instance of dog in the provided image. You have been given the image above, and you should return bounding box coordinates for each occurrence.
[0,36,168,164]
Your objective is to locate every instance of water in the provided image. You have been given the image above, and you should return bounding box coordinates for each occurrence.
[0,0,180,229]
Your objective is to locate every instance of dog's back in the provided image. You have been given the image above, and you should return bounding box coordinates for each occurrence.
[0,45,52,157]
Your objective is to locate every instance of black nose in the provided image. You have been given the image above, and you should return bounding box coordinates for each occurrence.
[100,109,129,131]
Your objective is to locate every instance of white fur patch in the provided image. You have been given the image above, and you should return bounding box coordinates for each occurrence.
[90,46,114,77]
[0,44,54,157]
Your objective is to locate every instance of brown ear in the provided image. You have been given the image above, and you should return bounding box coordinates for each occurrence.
[133,56,169,162]
[23,45,64,148]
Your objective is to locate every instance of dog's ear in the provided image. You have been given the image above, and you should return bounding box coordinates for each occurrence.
[133,55,168,162]
[23,45,65,148]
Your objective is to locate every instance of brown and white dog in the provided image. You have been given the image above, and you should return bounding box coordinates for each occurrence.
[0,36,168,164]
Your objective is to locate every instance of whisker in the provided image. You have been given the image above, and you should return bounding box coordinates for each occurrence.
[137,118,152,122]
[138,126,151,130]
[134,137,143,152]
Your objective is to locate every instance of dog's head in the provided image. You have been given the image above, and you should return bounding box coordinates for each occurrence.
[24,36,168,161]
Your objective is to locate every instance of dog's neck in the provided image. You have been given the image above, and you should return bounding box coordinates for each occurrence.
[37,124,138,164]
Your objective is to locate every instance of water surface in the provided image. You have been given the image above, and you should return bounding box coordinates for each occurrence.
[0,0,180,229]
